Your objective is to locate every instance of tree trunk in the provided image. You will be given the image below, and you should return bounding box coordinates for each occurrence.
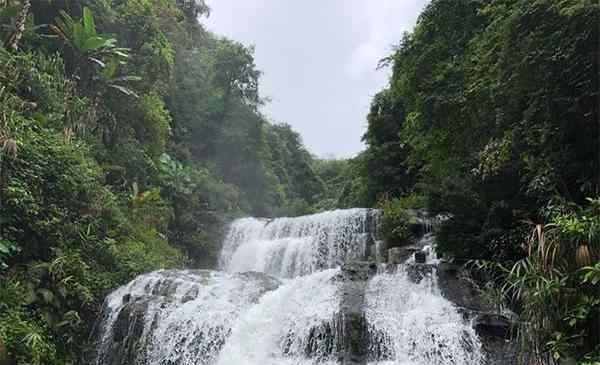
[4,0,31,51]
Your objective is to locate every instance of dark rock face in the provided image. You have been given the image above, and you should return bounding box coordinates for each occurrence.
[436,263,520,364]
[414,251,427,263]
[337,261,376,365]
[480,336,520,365]
[474,314,511,339]
[436,263,495,312]
[102,298,154,365]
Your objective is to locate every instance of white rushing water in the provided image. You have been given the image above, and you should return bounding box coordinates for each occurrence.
[220,208,377,277]
[365,269,482,365]
[216,269,341,365]
[94,208,484,365]
[94,270,281,365]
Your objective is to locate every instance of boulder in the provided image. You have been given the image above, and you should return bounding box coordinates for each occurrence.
[102,298,153,365]
[480,336,520,365]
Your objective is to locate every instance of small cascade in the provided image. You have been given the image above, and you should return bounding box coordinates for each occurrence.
[216,269,341,365]
[365,268,483,365]
[92,208,493,365]
[220,209,379,277]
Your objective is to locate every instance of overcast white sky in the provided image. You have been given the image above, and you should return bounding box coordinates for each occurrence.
[204,1,429,158]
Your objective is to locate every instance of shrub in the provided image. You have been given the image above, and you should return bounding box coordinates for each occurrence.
[378,198,413,247]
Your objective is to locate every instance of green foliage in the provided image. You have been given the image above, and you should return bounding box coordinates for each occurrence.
[133,92,172,157]
[0,280,58,364]
[0,1,332,362]
[156,153,240,266]
[473,199,600,362]
[378,198,413,247]
[362,1,598,361]
[359,89,417,205]
[311,158,350,211]
[336,152,371,208]
[362,0,599,260]
[51,6,138,96]
[51,7,124,59]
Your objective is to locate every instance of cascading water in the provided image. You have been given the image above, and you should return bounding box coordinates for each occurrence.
[365,269,482,364]
[219,208,377,277]
[93,208,486,365]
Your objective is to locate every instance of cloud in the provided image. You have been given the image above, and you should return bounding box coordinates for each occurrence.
[204,0,428,158]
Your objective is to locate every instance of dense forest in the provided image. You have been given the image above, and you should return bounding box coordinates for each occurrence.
[0,0,336,363]
[0,0,598,364]
[335,0,600,363]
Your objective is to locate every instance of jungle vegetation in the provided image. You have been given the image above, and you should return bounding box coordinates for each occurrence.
[0,0,598,364]
[337,0,599,363]
[0,0,332,363]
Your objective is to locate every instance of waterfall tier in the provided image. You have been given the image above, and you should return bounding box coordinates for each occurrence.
[220,208,379,277]
[93,208,491,365]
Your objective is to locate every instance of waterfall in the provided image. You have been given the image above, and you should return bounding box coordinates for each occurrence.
[93,208,485,365]
[365,269,482,364]
[220,208,377,277]
[216,269,341,365]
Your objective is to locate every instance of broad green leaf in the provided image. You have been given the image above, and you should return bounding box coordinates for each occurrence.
[83,7,96,36]
[83,36,107,52]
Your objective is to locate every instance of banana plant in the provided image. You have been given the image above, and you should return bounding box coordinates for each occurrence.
[50,7,138,96]
[50,7,128,65]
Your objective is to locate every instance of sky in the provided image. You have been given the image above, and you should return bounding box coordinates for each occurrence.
[204,0,429,158]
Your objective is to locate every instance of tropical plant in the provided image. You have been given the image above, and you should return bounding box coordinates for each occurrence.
[51,7,128,65]
[50,7,139,96]
[473,198,600,363]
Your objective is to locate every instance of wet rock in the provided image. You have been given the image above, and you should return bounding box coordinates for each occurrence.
[414,250,427,263]
[405,263,434,283]
[235,271,281,295]
[338,261,375,365]
[104,298,154,365]
[436,263,494,312]
[480,336,520,365]
[388,246,418,264]
[338,312,368,365]
[93,270,282,365]
[405,208,434,237]
[434,264,520,364]
[474,313,511,339]
[301,320,339,358]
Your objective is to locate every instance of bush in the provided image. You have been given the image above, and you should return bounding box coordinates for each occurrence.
[378,198,414,247]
